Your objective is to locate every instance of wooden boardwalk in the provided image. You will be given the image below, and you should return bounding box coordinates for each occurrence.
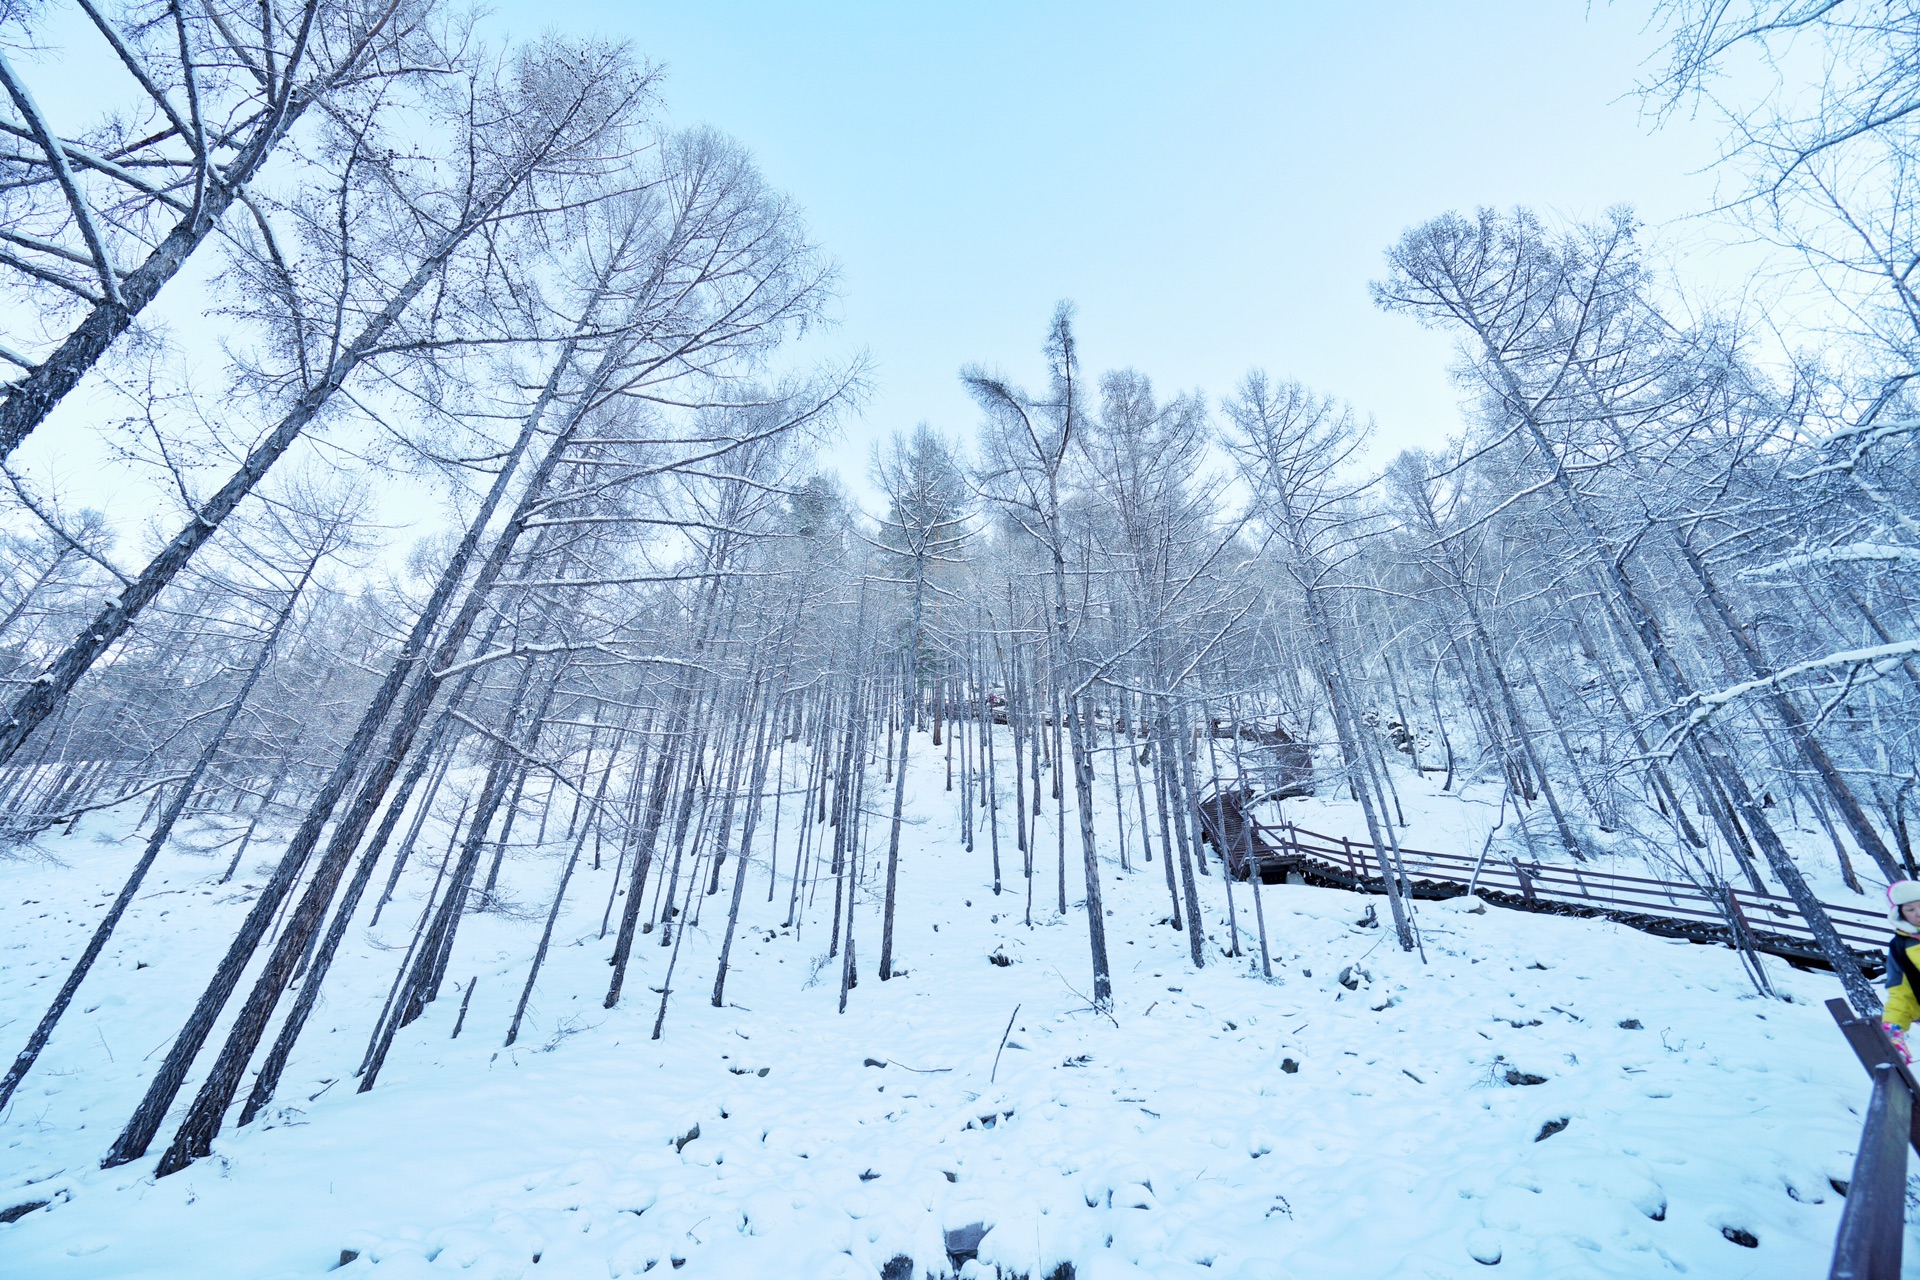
[1192,804,1887,969]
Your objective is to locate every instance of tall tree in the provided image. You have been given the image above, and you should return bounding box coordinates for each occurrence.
[1375,206,1879,1011]
[967,304,1114,1009]
[1224,374,1417,952]
[870,423,971,980]
[0,36,656,773]
[0,0,451,456]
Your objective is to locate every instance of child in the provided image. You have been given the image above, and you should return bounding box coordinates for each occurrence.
[1884,880,1920,1063]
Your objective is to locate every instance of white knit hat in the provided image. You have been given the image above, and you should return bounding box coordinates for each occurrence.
[1890,880,1920,923]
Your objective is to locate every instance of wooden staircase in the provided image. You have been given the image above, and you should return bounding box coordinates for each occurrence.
[1193,805,1885,970]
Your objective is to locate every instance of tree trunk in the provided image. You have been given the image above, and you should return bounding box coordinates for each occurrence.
[713,690,779,1005]
[0,190,532,772]
[109,323,606,1170]
[1676,529,1901,880]
[0,555,312,1112]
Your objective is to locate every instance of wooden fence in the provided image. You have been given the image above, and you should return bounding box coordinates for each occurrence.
[1226,817,1887,966]
[1197,803,1912,1272]
[1824,999,1917,1278]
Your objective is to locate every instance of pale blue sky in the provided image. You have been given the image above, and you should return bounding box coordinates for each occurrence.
[8,3,1762,542]
[485,1,1750,475]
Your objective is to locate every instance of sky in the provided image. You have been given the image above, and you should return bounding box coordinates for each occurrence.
[481,0,1756,485]
[2,2,1771,550]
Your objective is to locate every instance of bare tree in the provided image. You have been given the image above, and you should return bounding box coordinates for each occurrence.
[0,37,656,772]
[967,303,1113,1008]
[1224,374,1417,952]
[0,0,453,456]
[869,423,971,980]
[1075,369,1237,964]
[0,473,364,1111]
[1375,206,1879,1010]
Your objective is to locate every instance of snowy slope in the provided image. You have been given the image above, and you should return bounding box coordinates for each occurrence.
[0,730,1904,1278]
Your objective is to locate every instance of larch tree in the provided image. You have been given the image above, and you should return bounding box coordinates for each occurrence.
[966,304,1113,1009]
[869,423,971,981]
[0,0,454,457]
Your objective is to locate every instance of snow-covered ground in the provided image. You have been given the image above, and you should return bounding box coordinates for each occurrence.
[0,734,1904,1278]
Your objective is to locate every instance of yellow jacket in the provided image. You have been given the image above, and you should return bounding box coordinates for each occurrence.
[1886,929,1920,1030]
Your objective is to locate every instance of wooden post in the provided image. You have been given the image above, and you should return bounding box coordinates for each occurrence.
[1828,1063,1910,1279]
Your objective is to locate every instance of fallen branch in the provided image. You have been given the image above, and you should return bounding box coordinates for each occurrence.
[990,1003,1020,1084]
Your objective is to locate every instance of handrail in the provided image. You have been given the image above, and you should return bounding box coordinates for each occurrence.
[1825,999,1920,1278]
[1271,820,1882,908]
[1241,819,1885,958]
[1220,803,1917,1274]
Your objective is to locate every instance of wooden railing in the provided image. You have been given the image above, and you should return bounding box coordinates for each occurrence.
[1824,998,1920,1278]
[1206,807,1912,1272]
[1244,820,1886,962]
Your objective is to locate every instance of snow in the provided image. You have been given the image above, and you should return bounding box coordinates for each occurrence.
[0,730,1906,1278]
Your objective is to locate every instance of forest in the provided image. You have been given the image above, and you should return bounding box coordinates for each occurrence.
[0,2,1916,1277]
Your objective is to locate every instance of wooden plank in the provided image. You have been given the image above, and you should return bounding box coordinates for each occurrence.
[1283,854,1877,961]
